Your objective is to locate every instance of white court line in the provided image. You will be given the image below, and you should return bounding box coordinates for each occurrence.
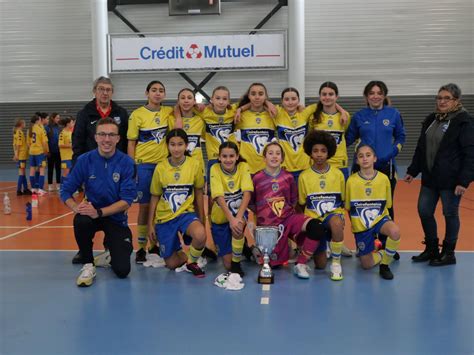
[0,212,73,241]
[260,297,269,305]
[0,185,16,191]
[0,223,138,229]
[262,284,271,291]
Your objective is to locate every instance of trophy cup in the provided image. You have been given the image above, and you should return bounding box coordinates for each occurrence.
[255,226,280,284]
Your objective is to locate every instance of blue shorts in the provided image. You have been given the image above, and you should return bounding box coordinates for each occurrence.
[61,160,72,169]
[313,213,344,252]
[17,160,27,169]
[354,216,391,256]
[211,223,232,257]
[156,213,198,258]
[136,163,156,204]
[29,154,46,168]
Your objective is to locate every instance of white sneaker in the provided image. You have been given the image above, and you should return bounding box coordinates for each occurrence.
[293,263,310,279]
[48,185,55,192]
[56,184,61,191]
[341,244,353,257]
[330,263,344,281]
[76,263,96,287]
[36,188,48,196]
[94,250,111,268]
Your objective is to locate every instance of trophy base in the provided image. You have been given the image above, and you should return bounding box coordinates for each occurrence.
[258,275,274,284]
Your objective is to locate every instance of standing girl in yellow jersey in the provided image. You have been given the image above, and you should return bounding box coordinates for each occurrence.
[309,82,351,180]
[127,80,174,263]
[236,83,276,174]
[13,119,31,195]
[148,129,207,277]
[345,144,401,280]
[28,114,49,195]
[209,141,253,276]
[58,116,75,181]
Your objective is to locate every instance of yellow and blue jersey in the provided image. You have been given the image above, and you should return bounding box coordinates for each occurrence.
[275,105,313,172]
[59,129,73,161]
[28,124,48,155]
[199,104,237,161]
[309,110,351,169]
[235,110,275,174]
[150,156,205,224]
[127,105,173,164]
[13,129,28,160]
[298,165,345,221]
[170,114,206,164]
[210,162,253,224]
[345,171,391,233]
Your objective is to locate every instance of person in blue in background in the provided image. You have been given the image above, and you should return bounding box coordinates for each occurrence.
[61,117,137,287]
[346,81,406,258]
[45,112,62,192]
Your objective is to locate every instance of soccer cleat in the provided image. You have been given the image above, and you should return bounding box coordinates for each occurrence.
[379,264,394,280]
[148,245,160,255]
[135,248,147,264]
[330,263,344,281]
[341,244,353,257]
[230,261,245,277]
[293,263,310,279]
[72,251,85,264]
[36,188,48,196]
[76,263,96,287]
[23,189,32,195]
[16,190,23,196]
[186,262,206,278]
[94,250,111,268]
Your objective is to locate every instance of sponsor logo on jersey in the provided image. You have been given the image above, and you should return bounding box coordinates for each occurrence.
[207,123,233,144]
[383,119,390,126]
[308,194,341,217]
[327,130,343,145]
[163,185,193,213]
[267,196,285,217]
[352,200,386,228]
[240,129,274,154]
[277,126,307,152]
[186,135,201,154]
[224,190,243,216]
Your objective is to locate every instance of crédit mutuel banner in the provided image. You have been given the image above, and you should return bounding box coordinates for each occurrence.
[108,31,286,73]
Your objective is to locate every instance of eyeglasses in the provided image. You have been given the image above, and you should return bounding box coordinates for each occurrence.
[96,87,113,93]
[96,132,119,138]
[436,96,456,102]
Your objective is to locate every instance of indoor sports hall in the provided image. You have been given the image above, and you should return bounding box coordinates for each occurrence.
[1,1,473,355]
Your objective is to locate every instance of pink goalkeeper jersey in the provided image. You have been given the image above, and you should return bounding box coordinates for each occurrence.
[251,169,297,226]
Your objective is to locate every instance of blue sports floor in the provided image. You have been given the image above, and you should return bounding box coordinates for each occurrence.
[1,251,473,355]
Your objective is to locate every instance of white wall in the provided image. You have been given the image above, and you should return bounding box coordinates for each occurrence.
[0,0,472,102]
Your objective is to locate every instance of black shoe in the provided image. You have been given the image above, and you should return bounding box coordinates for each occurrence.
[230,261,245,277]
[379,264,394,280]
[186,262,205,278]
[135,248,147,264]
[429,253,456,266]
[23,189,32,195]
[202,247,217,261]
[72,251,85,264]
[148,245,160,256]
[412,239,439,262]
[393,252,400,261]
[242,243,253,261]
[16,190,23,196]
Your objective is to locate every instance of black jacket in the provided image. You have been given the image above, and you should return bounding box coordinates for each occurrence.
[407,110,474,189]
[73,99,129,162]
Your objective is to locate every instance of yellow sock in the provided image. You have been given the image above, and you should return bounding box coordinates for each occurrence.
[330,241,343,264]
[137,225,148,250]
[372,250,383,265]
[188,245,204,264]
[231,237,245,263]
[382,237,400,265]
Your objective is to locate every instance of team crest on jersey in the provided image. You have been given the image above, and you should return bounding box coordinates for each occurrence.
[328,120,333,128]
[225,190,243,216]
[154,116,161,124]
[218,117,224,124]
[272,182,279,192]
[163,185,192,213]
[256,117,261,124]
[357,241,366,252]
[308,194,339,216]
[292,119,298,127]
[383,119,390,126]
[174,172,180,181]
[268,197,285,217]
[113,116,121,125]
[113,173,120,183]
[320,180,326,189]
[353,201,385,228]
[365,188,372,196]
[184,124,190,130]
[228,180,235,189]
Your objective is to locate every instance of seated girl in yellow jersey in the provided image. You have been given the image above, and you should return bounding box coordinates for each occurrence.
[13,118,32,195]
[147,129,207,277]
[127,80,174,264]
[298,130,346,281]
[58,116,75,183]
[209,141,253,276]
[345,144,401,280]
[250,142,326,279]
[235,83,276,175]
[27,114,49,196]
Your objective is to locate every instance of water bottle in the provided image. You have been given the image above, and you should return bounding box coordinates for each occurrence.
[3,192,11,215]
[26,202,32,221]
[31,192,38,208]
